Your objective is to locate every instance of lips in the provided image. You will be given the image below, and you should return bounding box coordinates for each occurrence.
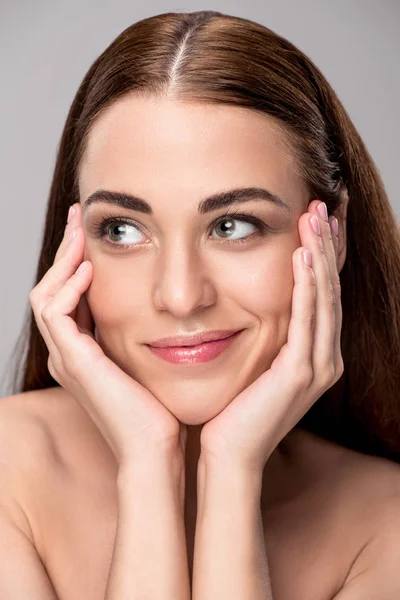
[147,330,244,364]
[147,329,242,348]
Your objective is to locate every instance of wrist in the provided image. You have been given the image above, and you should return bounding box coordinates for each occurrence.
[118,449,185,502]
[197,454,263,517]
[119,439,184,472]
[198,452,264,481]
[196,454,266,506]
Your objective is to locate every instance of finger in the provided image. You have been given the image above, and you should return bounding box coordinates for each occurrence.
[304,208,337,380]
[328,215,344,372]
[40,261,175,445]
[222,245,316,454]
[29,226,86,363]
[314,209,342,376]
[328,215,339,267]
[41,260,97,374]
[54,202,81,264]
[37,225,85,301]
[283,244,316,379]
[29,297,62,369]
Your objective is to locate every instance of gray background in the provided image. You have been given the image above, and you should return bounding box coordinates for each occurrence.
[1,0,399,396]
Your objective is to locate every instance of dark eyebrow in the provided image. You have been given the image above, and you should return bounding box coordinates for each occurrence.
[82,187,291,215]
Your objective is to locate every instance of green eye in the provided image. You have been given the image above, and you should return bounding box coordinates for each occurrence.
[211,216,259,241]
[89,211,271,251]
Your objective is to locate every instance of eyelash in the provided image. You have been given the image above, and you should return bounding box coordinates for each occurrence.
[89,209,272,251]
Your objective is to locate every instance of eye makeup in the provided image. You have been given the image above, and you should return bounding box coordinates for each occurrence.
[86,208,275,252]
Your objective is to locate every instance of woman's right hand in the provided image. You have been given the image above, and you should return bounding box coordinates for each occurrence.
[29,202,186,468]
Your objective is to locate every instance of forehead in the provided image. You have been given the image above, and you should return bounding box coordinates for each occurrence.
[79,95,305,210]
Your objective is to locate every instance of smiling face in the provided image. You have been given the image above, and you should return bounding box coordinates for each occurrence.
[78,94,310,425]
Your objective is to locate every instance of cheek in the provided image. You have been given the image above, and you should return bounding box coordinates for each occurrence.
[85,239,296,327]
[85,257,148,329]
[218,245,295,317]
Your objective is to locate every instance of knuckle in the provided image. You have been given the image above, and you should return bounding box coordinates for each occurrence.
[316,359,344,389]
[324,363,337,383]
[62,354,81,378]
[295,366,314,388]
[40,304,55,324]
[29,287,39,305]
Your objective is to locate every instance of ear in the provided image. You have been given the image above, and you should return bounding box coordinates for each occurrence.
[333,184,349,275]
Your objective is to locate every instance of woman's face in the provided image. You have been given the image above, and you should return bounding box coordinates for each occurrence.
[79,95,311,425]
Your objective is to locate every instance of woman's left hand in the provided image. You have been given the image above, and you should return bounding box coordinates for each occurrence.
[199,200,344,473]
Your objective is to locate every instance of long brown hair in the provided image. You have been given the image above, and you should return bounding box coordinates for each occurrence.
[6,10,400,462]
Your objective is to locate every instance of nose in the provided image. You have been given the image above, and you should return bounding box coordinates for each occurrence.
[152,241,217,317]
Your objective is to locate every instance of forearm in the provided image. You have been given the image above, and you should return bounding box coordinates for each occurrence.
[192,459,273,600]
[105,451,190,600]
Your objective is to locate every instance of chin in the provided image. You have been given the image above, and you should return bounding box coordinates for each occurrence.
[166,405,225,426]
[146,383,238,426]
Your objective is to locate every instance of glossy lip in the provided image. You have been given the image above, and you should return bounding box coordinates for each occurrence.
[146,330,244,364]
[147,329,242,348]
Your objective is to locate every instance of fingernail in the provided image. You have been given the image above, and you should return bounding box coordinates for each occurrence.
[68,228,77,243]
[331,217,339,237]
[67,205,76,224]
[311,215,321,236]
[317,202,328,222]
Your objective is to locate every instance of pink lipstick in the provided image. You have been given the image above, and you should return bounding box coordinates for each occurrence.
[146,330,243,364]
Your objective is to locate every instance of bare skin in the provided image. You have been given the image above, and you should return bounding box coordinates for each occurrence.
[3,97,399,597]
[2,385,400,599]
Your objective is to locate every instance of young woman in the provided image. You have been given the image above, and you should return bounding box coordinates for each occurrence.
[2,9,400,600]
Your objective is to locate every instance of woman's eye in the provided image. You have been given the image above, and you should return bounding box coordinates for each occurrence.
[90,213,269,250]
[105,221,144,245]
[211,217,258,241]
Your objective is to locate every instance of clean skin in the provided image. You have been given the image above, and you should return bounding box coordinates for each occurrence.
[78,94,347,493]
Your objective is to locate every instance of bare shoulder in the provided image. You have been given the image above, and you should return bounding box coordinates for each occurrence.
[305,432,400,592]
[0,387,84,472]
[267,426,400,536]
[0,388,117,598]
[0,389,64,552]
[298,427,400,547]
[264,428,400,597]
[300,428,400,501]
[0,389,62,482]
[0,386,114,479]
[0,387,114,553]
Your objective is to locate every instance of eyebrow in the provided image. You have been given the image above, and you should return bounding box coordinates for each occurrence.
[82,186,291,215]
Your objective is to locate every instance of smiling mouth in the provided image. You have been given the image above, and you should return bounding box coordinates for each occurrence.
[146,330,244,364]
[147,329,242,348]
